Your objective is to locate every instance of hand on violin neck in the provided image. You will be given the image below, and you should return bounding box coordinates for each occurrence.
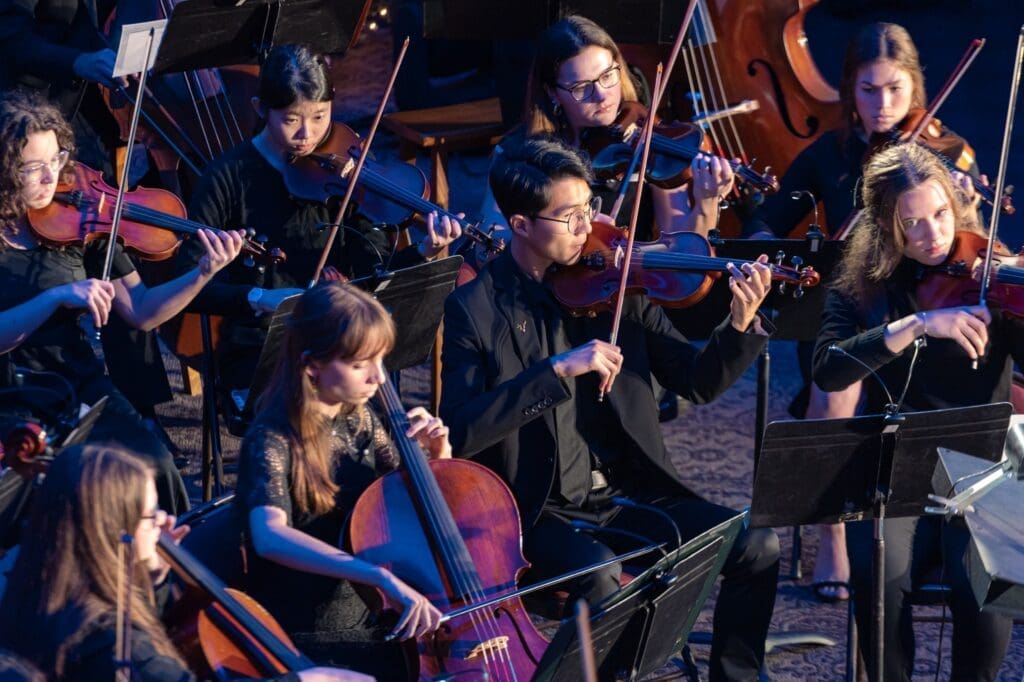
[691,154,735,203]
[418,212,463,260]
[952,170,987,210]
[195,229,245,278]
[727,255,772,333]
[551,339,623,395]
[52,279,115,329]
[887,305,991,358]
[404,406,451,460]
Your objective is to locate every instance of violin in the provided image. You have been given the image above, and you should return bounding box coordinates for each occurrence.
[916,230,1024,318]
[547,220,820,316]
[283,122,506,257]
[158,532,317,678]
[347,377,549,679]
[580,102,780,194]
[868,107,1014,215]
[26,163,285,266]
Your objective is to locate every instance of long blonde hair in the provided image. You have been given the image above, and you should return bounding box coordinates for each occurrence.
[524,15,639,136]
[0,445,184,676]
[257,283,395,516]
[833,143,979,303]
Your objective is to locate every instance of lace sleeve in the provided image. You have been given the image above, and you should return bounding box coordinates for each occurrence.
[365,406,400,474]
[237,419,294,523]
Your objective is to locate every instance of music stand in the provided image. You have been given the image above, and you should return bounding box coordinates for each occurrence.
[533,512,744,682]
[237,256,463,416]
[932,448,1024,617]
[152,0,369,74]
[750,402,1012,681]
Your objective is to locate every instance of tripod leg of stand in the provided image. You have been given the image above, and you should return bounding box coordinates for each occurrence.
[872,506,885,682]
[199,313,224,501]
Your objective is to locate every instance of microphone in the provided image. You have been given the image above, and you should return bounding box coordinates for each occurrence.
[790,190,824,252]
[570,520,669,561]
[610,496,682,550]
[827,344,896,413]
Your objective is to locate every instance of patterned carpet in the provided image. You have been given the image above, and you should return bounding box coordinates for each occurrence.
[153,24,1024,681]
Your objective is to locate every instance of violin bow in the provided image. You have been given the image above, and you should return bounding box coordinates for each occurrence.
[308,37,411,288]
[972,26,1024,369]
[114,532,134,682]
[607,0,700,223]
[600,65,662,401]
[905,39,985,144]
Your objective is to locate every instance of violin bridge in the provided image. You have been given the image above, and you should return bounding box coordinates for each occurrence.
[465,636,510,660]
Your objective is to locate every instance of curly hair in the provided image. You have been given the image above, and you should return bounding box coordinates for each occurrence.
[832,143,979,304]
[0,90,75,236]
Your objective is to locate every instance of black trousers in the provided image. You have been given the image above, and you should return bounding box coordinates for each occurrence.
[846,515,1012,682]
[524,493,780,682]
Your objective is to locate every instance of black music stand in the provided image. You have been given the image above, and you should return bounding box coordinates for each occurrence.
[153,0,367,75]
[533,513,744,682]
[750,402,1012,682]
[237,256,464,417]
[931,447,1024,617]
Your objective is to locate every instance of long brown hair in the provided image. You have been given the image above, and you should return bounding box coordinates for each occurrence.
[838,22,926,142]
[0,444,184,676]
[0,90,76,236]
[524,15,639,136]
[833,143,979,303]
[257,283,395,516]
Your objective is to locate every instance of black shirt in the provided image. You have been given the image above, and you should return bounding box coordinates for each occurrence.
[0,239,133,392]
[812,258,1024,413]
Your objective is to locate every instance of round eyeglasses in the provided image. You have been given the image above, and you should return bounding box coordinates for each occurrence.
[532,196,602,234]
[556,65,622,102]
[19,149,69,184]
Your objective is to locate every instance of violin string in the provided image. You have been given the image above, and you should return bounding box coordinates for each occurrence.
[379,385,516,680]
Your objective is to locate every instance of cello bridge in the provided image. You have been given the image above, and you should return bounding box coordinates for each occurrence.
[465,636,510,660]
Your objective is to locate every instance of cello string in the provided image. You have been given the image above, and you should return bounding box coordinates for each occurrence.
[699,3,748,163]
[379,383,515,680]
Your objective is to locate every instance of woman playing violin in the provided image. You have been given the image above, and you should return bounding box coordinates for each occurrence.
[812,143,1015,682]
[236,283,450,679]
[479,15,735,241]
[0,90,246,515]
[179,44,462,405]
[0,443,366,682]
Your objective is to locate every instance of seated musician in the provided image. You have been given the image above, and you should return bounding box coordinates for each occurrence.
[812,143,1015,681]
[0,443,368,681]
[478,15,735,242]
[0,89,246,515]
[440,135,781,681]
[178,43,461,406]
[235,283,448,679]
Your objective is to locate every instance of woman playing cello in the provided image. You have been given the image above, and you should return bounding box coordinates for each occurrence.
[0,443,366,681]
[478,15,736,241]
[812,142,1015,681]
[236,282,450,679]
[179,44,462,406]
[0,89,246,515]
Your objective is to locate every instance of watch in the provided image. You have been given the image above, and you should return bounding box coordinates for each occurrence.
[247,287,265,312]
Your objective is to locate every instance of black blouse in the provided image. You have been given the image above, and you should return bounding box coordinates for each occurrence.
[235,405,399,637]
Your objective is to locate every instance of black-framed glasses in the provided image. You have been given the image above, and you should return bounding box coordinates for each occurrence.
[532,196,602,234]
[19,149,69,184]
[141,508,168,527]
[555,65,622,102]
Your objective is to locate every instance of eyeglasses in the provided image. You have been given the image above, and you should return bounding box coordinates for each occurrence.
[19,149,69,184]
[555,65,622,102]
[141,508,168,527]
[532,196,601,234]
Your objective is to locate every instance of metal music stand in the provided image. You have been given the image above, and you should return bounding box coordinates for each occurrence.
[152,0,369,74]
[750,402,1012,682]
[931,447,1024,617]
[533,513,744,682]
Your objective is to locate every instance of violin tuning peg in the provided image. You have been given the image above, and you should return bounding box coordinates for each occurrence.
[243,255,255,269]
[790,255,803,268]
[1005,184,1015,195]
[794,285,805,299]
[774,250,785,266]
[777,282,787,295]
[244,227,256,238]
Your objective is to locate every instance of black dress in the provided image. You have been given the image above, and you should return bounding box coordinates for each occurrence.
[0,239,188,514]
[235,405,409,679]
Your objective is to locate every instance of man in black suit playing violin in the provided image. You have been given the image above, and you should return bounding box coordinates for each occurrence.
[440,136,780,681]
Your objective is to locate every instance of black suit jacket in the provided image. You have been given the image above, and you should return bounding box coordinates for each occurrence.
[440,251,767,529]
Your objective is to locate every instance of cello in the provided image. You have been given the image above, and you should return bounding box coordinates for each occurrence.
[347,377,549,680]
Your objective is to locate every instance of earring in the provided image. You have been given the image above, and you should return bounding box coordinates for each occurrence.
[551,100,562,118]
